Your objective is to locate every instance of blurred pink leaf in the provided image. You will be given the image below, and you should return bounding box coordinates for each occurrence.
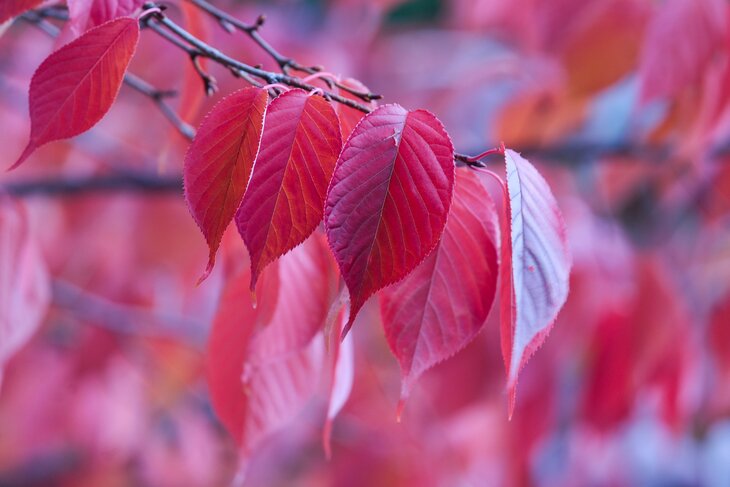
[0,197,50,386]
[639,0,727,102]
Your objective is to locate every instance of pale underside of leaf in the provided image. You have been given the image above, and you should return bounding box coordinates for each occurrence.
[502,150,570,405]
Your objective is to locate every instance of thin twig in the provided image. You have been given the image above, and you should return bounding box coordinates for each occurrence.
[185,0,309,73]
[185,0,382,103]
[123,73,196,139]
[144,9,383,112]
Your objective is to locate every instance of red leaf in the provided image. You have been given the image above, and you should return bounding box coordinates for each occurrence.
[380,168,499,406]
[184,87,268,281]
[0,197,50,386]
[64,0,144,40]
[206,263,279,446]
[0,0,43,24]
[639,0,727,102]
[11,17,140,169]
[207,236,333,452]
[499,150,570,416]
[324,104,455,335]
[236,90,342,291]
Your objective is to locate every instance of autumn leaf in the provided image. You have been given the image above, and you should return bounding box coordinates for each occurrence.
[324,104,455,336]
[380,168,499,411]
[184,87,268,282]
[207,236,334,453]
[63,0,145,41]
[323,308,354,459]
[0,197,50,387]
[639,0,727,102]
[236,89,341,292]
[206,261,280,445]
[499,150,571,417]
[11,16,140,169]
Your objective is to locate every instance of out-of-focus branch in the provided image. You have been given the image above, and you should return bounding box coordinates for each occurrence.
[52,279,205,345]
[0,141,699,198]
[1,171,182,197]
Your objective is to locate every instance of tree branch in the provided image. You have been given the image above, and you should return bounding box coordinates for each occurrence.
[0,141,694,198]
[1,171,182,197]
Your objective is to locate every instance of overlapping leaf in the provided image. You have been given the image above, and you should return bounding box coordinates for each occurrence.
[380,168,499,405]
[0,197,50,387]
[500,150,570,416]
[207,235,333,453]
[323,308,354,458]
[64,0,144,41]
[236,89,341,291]
[333,78,377,141]
[639,0,727,102]
[324,104,455,335]
[11,17,139,169]
[184,87,268,281]
[247,234,337,364]
[0,0,43,24]
[206,262,279,445]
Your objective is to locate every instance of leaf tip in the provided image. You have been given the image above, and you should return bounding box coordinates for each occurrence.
[196,257,216,286]
[249,289,257,309]
[322,419,333,460]
[339,317,354,342]
[8,143,35,171]
[396,398,406,423]
[507,382,517,421]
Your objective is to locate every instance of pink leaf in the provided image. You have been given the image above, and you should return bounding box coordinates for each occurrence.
[206,263,279,446]
[0,0,43,24]
[236,89,342,291]
[184,87,268,281]
[0,197,50,387]
[63,0,144,41]
[380,168,499,407]
[247,234,338,364]
[11,16,140,169]
[324,104,455,335]
[323,308,354,459]
[241,336,324,454]
[500,150,570,416]
[639,0,727,102]
[207,235,334,454]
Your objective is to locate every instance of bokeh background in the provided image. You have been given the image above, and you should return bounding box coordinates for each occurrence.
[1,0,730,485]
